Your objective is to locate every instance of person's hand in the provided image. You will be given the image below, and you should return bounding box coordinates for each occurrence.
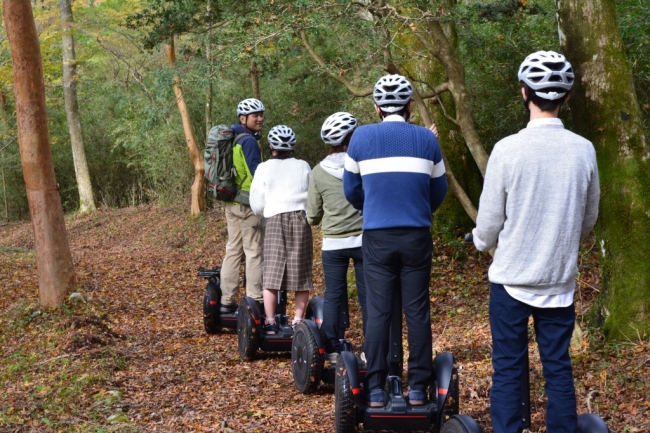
[429,123,438,138]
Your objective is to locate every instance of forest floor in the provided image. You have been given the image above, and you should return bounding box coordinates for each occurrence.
[0,204,648,433]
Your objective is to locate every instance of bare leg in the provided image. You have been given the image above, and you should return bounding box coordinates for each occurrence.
[293,290,310,324]
[264,289,278,324]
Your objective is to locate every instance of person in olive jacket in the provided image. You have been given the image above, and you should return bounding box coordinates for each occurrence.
[307,112,367,365]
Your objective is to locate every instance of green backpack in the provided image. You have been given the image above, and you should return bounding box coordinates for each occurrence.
[204,125,250,204]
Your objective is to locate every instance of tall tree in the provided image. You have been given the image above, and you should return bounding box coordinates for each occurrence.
[4,0,76,306]
[557,0,650,339]
[167,37,205,215]
[60,0,97,213]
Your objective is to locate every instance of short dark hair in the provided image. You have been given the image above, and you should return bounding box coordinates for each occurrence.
[522,83,569,112]
[379,105,409,118]
[272,150,293,160]
[329,134,353,155]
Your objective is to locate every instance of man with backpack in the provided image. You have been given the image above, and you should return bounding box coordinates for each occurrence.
[219,98,266,314]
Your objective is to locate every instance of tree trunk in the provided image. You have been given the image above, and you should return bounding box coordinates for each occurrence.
[60,0,96,214]
[166,37,205,215]
[557,0,650,340]
[251,58,260,100]
[204,0,212,144]
[4,0,75,307]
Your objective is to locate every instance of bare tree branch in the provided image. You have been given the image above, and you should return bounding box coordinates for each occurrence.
[298,29,373,97]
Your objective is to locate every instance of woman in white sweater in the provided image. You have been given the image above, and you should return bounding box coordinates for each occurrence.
[249,125,313,334]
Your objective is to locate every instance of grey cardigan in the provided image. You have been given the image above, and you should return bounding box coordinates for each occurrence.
[473,121,600,295]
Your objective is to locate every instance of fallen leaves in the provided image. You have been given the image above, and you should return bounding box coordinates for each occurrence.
[0,204,648,432]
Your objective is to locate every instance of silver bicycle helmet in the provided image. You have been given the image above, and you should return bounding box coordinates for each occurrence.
[236,98,265,115]
[267,125,296,150]
[321,112,358,145]
[518,51,574,100]
[373,74,413,112]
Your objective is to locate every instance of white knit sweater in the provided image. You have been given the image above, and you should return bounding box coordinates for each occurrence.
[249,158,312,218]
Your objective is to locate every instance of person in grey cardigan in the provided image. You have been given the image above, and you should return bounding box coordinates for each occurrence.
[307,112,367,365]
[472,51,600,433]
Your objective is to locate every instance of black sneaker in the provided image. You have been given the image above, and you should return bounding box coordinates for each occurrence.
[219,303,237,314]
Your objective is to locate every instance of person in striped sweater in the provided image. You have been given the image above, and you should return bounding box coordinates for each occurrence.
[343,74,448,408]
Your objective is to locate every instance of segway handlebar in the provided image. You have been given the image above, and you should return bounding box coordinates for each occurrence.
[197,267,221,279]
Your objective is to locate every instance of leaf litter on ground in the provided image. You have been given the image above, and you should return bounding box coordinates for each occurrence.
[0,203,648,432]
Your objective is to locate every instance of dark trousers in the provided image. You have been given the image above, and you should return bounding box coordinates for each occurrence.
[322,247,367,353]
[363,228,433,392]
[489,283,577,433]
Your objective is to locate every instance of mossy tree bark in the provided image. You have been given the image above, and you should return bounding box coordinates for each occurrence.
[557,0,650,340]
[4,0,76,306]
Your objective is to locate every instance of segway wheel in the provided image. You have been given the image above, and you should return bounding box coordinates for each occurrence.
[439,414,483,433]
[577,414,610,433]
[444,366,460,417]
[203,281,222,334]
[291,322,323,394]
[334,356,357,433]
[237,301,258,361]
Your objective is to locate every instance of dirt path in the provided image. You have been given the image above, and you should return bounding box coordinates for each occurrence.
[1,204,645,432]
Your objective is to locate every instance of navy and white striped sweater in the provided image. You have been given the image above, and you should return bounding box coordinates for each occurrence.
[343,117,448,230]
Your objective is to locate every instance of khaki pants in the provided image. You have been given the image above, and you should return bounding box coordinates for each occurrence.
[220,203,264,304]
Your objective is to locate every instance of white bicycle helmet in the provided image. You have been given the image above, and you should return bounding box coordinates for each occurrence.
[518,51,574,100]
[267,125,296,150]
[236,98,265,115]
[373,74,413,112]
[321,112,358,145]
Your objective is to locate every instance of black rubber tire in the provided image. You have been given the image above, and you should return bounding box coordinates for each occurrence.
[237,302,258,361]
[577,414,610,433]
[334,357,357,433]
[439,417,470,433]
[440,415,483,433]
[203,282,221,334]
[291,323,323,394]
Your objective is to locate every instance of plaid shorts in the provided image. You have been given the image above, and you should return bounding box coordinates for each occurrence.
[263,211,313,292]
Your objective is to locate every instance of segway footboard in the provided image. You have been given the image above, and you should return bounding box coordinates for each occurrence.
[363,375,435,432]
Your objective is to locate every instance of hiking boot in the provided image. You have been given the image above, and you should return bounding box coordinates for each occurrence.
[219,303,237,314]
[365,388,386,408]
[408,387,427,406]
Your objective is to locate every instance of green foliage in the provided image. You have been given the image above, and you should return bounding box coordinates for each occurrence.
[455,0,559,150]
[1,0,648,224]
[616,0,650,135]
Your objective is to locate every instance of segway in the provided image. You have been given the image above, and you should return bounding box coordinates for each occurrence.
[199,267,238,334]
[291,289,402,394]
[333,285,480,433]
[237,291,324,361]
[463,233,610,432]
